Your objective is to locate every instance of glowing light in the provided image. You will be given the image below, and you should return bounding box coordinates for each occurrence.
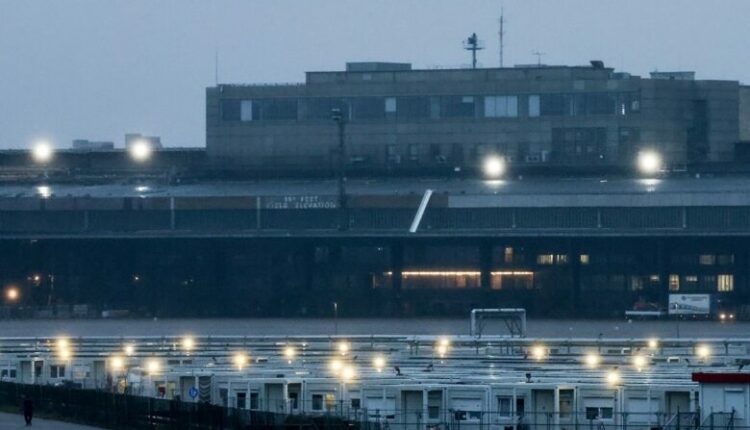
[129,140,153,162]
[36,185,52,199]
[531,345,546,361]
[337,341,350,355]
[632,354,648,371]
[145,358,160,375]
[233,352,249,369]
[606,370,621,386]
[181,336,195,352]
[637,150,662,175]
[647,338,659,350]
[5,287,20,302]
[31,140,54,164]
[373,355,386,372]
[283,345,296,361]
[341,365,356,382]
[329,359,343,374]
[124,344,136,356]
[58,348,72,360]
[435,338,450,358]
[696,344,711,359]
[584,353,601,368]
[483,156,506,179]
[384,271,534,277]
[56,338,69,350]
[110,356,125,372]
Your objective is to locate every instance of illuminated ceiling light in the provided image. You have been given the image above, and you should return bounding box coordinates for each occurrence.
[341,365,356,382]
[637,150,662,176]
[129,139,153,162]
[36,185,52,199]
[531,345,546,361]
[181,336,195,352]
[329,358,343,374]
[632,354,648,371]
[435,337,451,358]
[696,344,711,359]
[483,155,506,179]
[373,355,386,372]
[233,352,249,369]
[145,358,160,375]
[31,140,54,164]
[283,345,296,361]
[124,344,136,356]
[584,353,601,368]
[606,369,621,386]
[110,356,125,372]
[337,341,350,355]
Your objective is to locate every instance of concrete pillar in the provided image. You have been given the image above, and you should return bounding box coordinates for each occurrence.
[479,241,493,290]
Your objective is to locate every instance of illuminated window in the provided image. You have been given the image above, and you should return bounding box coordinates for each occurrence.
[555,254,569,265]
[669,274,680,291]
[504,247,514,264]
[685,275,698,283]
[630,276,643,291]
[699,255,716,265]
[325,393,336,410]
[718,274,734,292]
[579,254,590,265]
[537,254,554,265]
[649,275,660,283]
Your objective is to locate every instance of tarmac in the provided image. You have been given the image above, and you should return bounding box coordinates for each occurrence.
[0,412,103,429]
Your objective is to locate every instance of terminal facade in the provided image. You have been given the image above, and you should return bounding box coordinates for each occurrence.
[207,62,750,174]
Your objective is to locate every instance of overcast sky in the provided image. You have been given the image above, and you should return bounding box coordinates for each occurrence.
[0,0,748,149]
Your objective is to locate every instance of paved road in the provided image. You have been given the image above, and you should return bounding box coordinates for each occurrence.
[0,412,103,429]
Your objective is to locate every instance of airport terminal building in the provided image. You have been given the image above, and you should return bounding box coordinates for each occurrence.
[207,62,750,174]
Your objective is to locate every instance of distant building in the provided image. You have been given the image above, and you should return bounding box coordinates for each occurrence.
[207,61,750,173]
[125,133,163,150]
[72,139,115,151]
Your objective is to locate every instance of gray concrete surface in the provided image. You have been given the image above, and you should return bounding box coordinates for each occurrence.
[0,412,103,429]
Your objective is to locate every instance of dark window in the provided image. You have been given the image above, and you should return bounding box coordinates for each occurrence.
[221,99,241,121]
[289,392,299,409]
[312,394,323,410]
[552,127,607,163]
[304,98,349,120]
[396,97,431,119]
[259,99,298,120]
[352,97,385,120]
[250,392,259,410]
[237,392,247,409]
[540,94,566,116]
[442,96,475,118]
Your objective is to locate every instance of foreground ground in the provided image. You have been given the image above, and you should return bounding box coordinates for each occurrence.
[0,412,102,429]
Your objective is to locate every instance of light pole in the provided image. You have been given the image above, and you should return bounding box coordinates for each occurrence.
[331,108,347,231]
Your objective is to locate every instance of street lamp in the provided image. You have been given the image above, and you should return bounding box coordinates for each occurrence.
[233,352,249,370]
[5,286,20,303]
[128,139,153,163]
[331,108,348,231]
[373,355,386,372]
[584,353,601,368]
[482,155,506,179]
[637,149,662,176]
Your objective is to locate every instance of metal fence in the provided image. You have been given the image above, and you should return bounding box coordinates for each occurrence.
[0,382,360,430]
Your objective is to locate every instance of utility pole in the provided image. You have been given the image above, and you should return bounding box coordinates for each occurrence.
[331,108,348,231]
[463,33,485,69]
[498,9,505,67]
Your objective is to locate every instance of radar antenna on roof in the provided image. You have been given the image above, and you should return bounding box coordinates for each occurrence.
[463,33,485,69]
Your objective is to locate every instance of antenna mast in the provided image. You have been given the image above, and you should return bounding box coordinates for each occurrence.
[498,8,505,67]
[463,33,485,69]
[532,51,546,67]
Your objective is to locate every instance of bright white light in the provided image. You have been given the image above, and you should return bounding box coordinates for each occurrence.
[129,140,153,162]
[606,370,621,386]
[233,352,249,369]
[57,338,70,350]
[329,359,343,374]
[145,358,160,375]
[337,341,350,355]
[696,344,711,359]
[632,354,648,371]
[36,185,52,199]
[373,355,386,372]
[135,185,150,193]
[58,348,72,361]
[483,156,506,179]
[341,365,356,382]
[647,338,659,349]
[110,356,125,372]
[124,344,136,356]
[531,345,546,361]
[283,345,296,361]
[181,336,195,352]
[637,150,662,175]
[31,141,54,164]
[584,353,601,368]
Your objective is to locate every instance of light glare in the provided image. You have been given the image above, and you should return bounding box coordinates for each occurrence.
[32,141,54,164]
[129,140,153,162]
[483,156,506,178]
[637,150,662,175]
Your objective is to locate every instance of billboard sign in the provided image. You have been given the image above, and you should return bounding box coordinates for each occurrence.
[668,294,711,315]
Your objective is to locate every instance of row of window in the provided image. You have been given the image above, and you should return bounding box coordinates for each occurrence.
[220,92,640,122]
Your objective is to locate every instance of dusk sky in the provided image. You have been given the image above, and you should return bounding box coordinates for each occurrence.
[1,0,748,149]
